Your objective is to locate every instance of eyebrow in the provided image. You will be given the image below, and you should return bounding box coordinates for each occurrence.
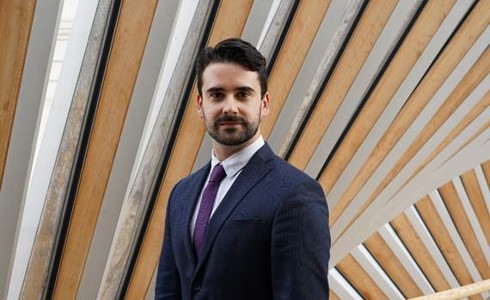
[205,86,256,94]
[236,86,255,93]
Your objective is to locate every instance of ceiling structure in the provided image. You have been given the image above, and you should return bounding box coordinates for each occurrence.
[0,0,489,299]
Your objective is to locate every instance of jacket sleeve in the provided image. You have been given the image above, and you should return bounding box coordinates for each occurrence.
[155,187,182,300]
[271,180,330,300]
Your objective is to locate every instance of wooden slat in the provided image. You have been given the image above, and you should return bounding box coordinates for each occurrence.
[416,196,482,300]
[336,254,388,299]
[329,290,340,300]
[324,0,487,226]
[318,0,459,201]
[439,181,490,279]
[124,1,254,298]
[288,0,398,170]
[482,160,490,187]
[261,0,331,137]
[442,119,488,167]
[461,169,490,244]
[364,232,423,298]
[340,46,490,244]
[409,279,490,300]
[0,1,37,188]
[51,0,158,298]
[407,92,489,187]
[391,213,451,291]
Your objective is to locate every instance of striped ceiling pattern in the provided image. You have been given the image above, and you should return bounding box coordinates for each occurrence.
[0,0,488,299]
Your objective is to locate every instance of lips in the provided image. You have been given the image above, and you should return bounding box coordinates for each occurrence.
[219,121,242,126]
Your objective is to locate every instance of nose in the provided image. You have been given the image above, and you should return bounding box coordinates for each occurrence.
[222,98,238,115]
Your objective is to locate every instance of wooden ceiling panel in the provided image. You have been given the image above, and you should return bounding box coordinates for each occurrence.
[390,213,451,292]
[0,1,37,188]
[287,0,398,170]
[325,0,486,231]
[51,0,159,298]
[438,181,490,280]
[409,91,489,186]
[318,0,458,202]
[329,290,340,300]
[261,0,331,137]
[334,43,490,253]
[482,160,490,187]
[461,169,490,244]
[415,196,482,300]
[336,254,389,299]
[364,232,423,298]
[5,0,489,298]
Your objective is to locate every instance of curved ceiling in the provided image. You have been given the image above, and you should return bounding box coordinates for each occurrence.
[0,0,488,299]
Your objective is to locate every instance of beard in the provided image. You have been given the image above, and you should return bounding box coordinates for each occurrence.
[204,112,261,146]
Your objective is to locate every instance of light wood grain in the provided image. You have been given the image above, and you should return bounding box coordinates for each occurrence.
[391,213,451,291]
[358,47,490,232]
[324,0,486,227]
[0,1,37,188]
[409,279,490,300]
[336,254,388,299]
[405,93,489,189]
[439,181,490,279]
[261,0,332,137]
[288,0,398,170]
[52,0,159,298]
[416,196,482,300]
[461,169,490,266]
[364,232,423,298]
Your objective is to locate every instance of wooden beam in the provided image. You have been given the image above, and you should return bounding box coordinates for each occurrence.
[439,181,490,280]
[364,232,423,298]
[318,0,461,201]
[416,196,481,300]
[287,0,398,170]
[391,213,451,292]
[461,169,490,245]
[405,92,489,189]
[336,254,388,299]
[324,0,487,227]
[337,45,490,247]
[20,0,113,298]
[329,290,340,300]
[124,1,254,298]
[409,279,490,300]
[51,0,158,298]
[0,1,37,188]
[261,0,332,137]
[482,160,490,187]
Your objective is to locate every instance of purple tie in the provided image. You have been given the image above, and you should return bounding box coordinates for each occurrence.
[193,163,226,255]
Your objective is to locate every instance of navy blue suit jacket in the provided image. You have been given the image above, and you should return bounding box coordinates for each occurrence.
[155,144,330,300]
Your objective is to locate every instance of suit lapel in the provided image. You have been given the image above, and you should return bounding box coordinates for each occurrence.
[180,163,210,266]
[195,144,275,271]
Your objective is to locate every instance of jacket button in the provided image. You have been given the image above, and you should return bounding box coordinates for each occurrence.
[192,283,201,291]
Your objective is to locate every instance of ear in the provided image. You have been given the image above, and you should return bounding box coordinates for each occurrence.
[197,94,204,118]
[261,92,270,117]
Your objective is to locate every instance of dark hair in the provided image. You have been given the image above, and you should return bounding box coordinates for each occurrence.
[195,38,268,98]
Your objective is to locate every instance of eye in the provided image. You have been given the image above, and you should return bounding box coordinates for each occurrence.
[236,91,250,99]
[209,92,224,99]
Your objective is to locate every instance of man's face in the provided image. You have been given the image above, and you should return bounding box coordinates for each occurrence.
[197,62,269,147]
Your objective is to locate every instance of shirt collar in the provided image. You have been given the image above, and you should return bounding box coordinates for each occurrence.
[211,136,265,177]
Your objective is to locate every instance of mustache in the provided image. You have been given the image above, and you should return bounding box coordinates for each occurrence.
[216,115,246,123]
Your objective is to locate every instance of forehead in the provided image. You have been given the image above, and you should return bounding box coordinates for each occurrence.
[201,62,260,89]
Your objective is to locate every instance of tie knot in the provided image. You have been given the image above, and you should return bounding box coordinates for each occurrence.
[209,163,226,183]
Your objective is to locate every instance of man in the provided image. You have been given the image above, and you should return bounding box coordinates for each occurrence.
[155,38,330,300]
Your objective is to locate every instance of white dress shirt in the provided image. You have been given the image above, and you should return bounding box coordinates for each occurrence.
[190,136,265,237]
